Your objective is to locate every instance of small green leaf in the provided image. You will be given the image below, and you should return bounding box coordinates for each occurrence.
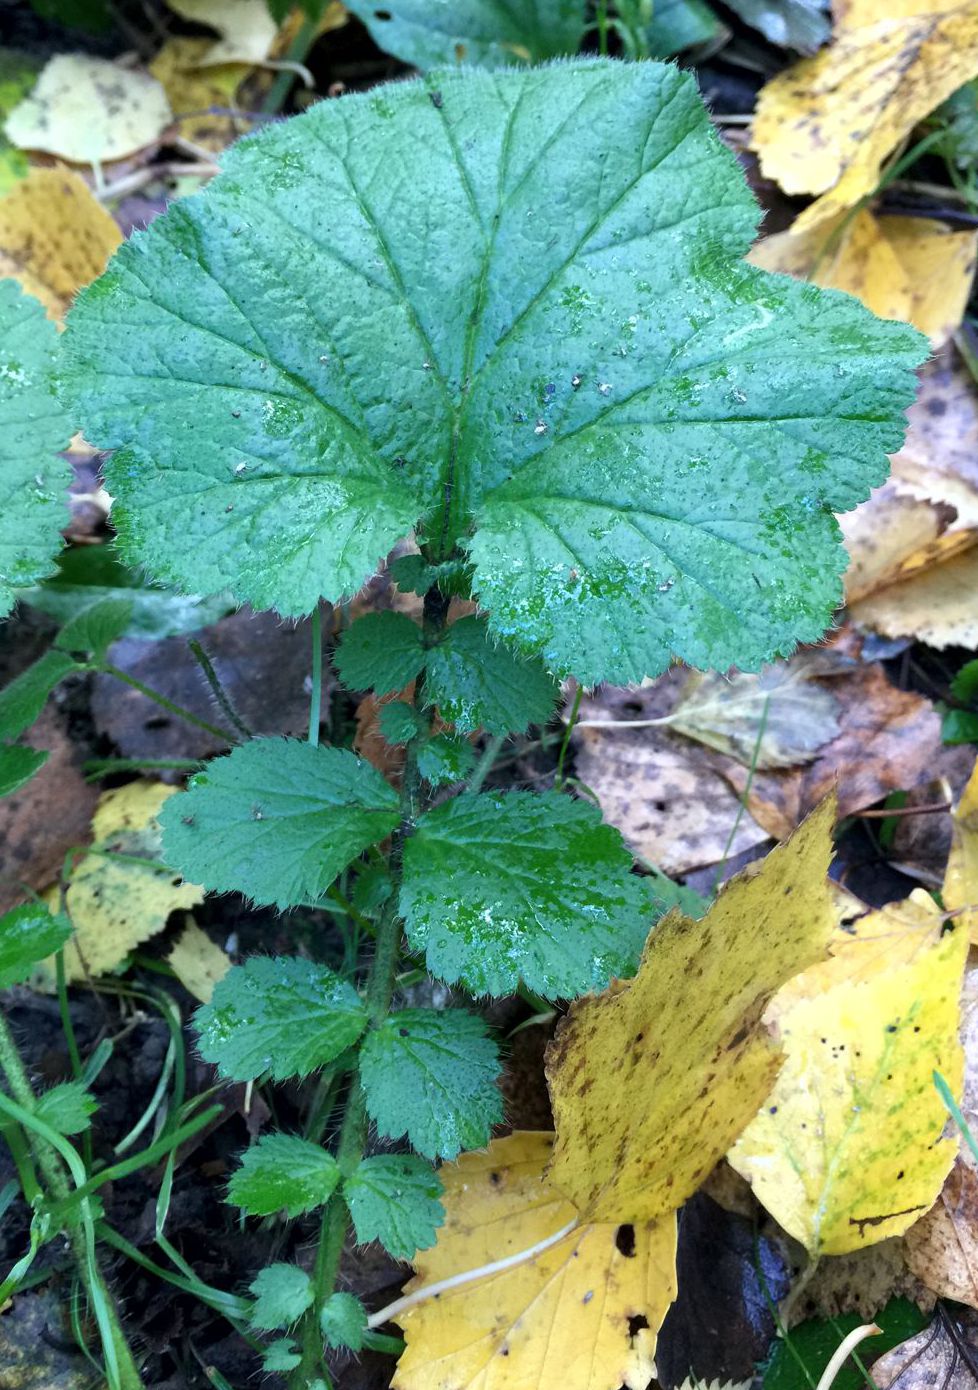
[388,554,470,597]
[643,866,709,919]
[195,956,367,1082]
[249,1264,313,1331]
[319,1292,367,1351]
[424,616,557,735]
[160,739,400,909]
[54,597,134,661]
[344,1154,444,1259]
[344,0,586,68]
[723,0,829,51]
[417,733,476,788]
[645,0,726,55]
[261,1340,301,1373]
[951,658,978,705]
[34,1082,97,1135]
[378,701,423,745]
[0,279,71,619]
[943,707,978,745]
[334,612,425,694]
[0,648,78,740]
[228,1133,341,1216]
[0,744,48,797]
[401,790,650,998]
[0,903,72,989]
[762,1297,927,1390]
[359,1008,502,1160]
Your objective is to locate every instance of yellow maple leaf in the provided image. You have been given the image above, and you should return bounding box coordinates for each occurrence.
[545,798,836,1225]
[749,211,978,346]
[729,917,967,1255]
[751,0,978,230]
[37,782,204,985]
[0,167,121,321]
[944,758,978,944]
[393,1132,677,1390]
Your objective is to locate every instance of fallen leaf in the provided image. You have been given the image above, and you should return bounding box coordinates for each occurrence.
[794,1240,935,1322]
[5,55,172,165]
[0,167,121,321]
[165,0,280,66]
[394,1131,678,1390]
[872,1308,978,1390]
[36,781,204,985]
[841,483,965,606]
[943,759,978,947]
[545,799,836,1224]
[729,914,967,1255]
[751,0,978,230]
[166,918,230,1002]
[848,545,978,649]
[749,211,978,346]
[148,38,247,154]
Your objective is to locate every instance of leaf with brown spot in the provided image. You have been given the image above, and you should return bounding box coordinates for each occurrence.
[545,799,836,1224]
[394,1132,677,1390]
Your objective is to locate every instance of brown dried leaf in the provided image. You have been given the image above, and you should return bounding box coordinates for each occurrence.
[872,1308,978,1390]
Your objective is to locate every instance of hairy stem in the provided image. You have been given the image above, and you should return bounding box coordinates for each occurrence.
[290,584,451,1387]
[99,664,236,744]
[0,1012,144,1389]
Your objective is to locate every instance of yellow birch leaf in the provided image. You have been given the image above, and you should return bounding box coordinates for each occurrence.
[394,1132,678,1390]
[749,211,978,346]
[848,543,978,647]
[751,0,978,231]
[37,782,204,985]
[4,55,172,165]
[728,921,967,1255]
[544,798,836,1225]
[944,757,978,944]
[166,919,230,1002]
[0,166,121,321]
[165,0,279,66]
[148,38,246,154]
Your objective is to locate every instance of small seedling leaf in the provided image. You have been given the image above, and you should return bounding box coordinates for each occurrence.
[320,1292,367,1351]
[344,1154,445,1260]
[249,1264,313,1331]
[335,611,425,694]
[34,1081,97,1135]
[0,903,72,989]
[228,1133,341,1217]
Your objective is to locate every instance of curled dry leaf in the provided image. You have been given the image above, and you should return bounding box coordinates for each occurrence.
[729,904,967,1255]
[5,56,172,165]
[0,167,121,321]
[749,211,978,347]
[751,0,978,230]
[394,1132,678,1390]
[545,799,835,1224]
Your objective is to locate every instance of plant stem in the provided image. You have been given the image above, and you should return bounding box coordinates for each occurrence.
[98,664,236,744]
[188,640,253,741]
[262,8,321,115]
[0,1012,143,1388]
[309,603,323,746]
[289,584,451,1389]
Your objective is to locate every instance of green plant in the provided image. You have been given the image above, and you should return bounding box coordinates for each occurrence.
[3,56,924,1387]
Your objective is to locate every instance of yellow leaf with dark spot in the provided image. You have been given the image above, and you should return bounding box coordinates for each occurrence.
[545,799,836,1224]
[944,758,978,943]
[0,167,121,321]
[5,55,171,164]
[149,38,247,154]
[166,919,230,1002]
[751,0,978,230]
[37,782,203,985]
[394,1132,677,1390]
[729,920,967,1255]
[749,211,977,346]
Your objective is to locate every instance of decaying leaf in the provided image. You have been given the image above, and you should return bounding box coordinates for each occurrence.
[148,38,247,154]
[751,0,978,229]
[394,1132,678,1390]
[729,909,967,1255]
[37,782,204,985]
[5,55,172,165]
[749,211,977,346]
[943,759,978,944]
[545,799,836,1224]
[0,167,121,321]
[848,546,978,649]
[165,0,280,66]
[841,483,965,606]
[872,1308,978,1390]
[166,919,230,1002]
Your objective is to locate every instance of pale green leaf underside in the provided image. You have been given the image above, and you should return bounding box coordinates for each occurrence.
[0,279,70,619]
[359,1008,502,1160]
[344,0,586,70]
[400,790,651,997]
[34,1082,96,1136]
[250,1265,313,1331]
[195,956,367,1081]
[62,62,923,685]
[320,1292,367,1351]
[344,1154,445,1259]
[160,739,400,909]
[228,1133,341,1216]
